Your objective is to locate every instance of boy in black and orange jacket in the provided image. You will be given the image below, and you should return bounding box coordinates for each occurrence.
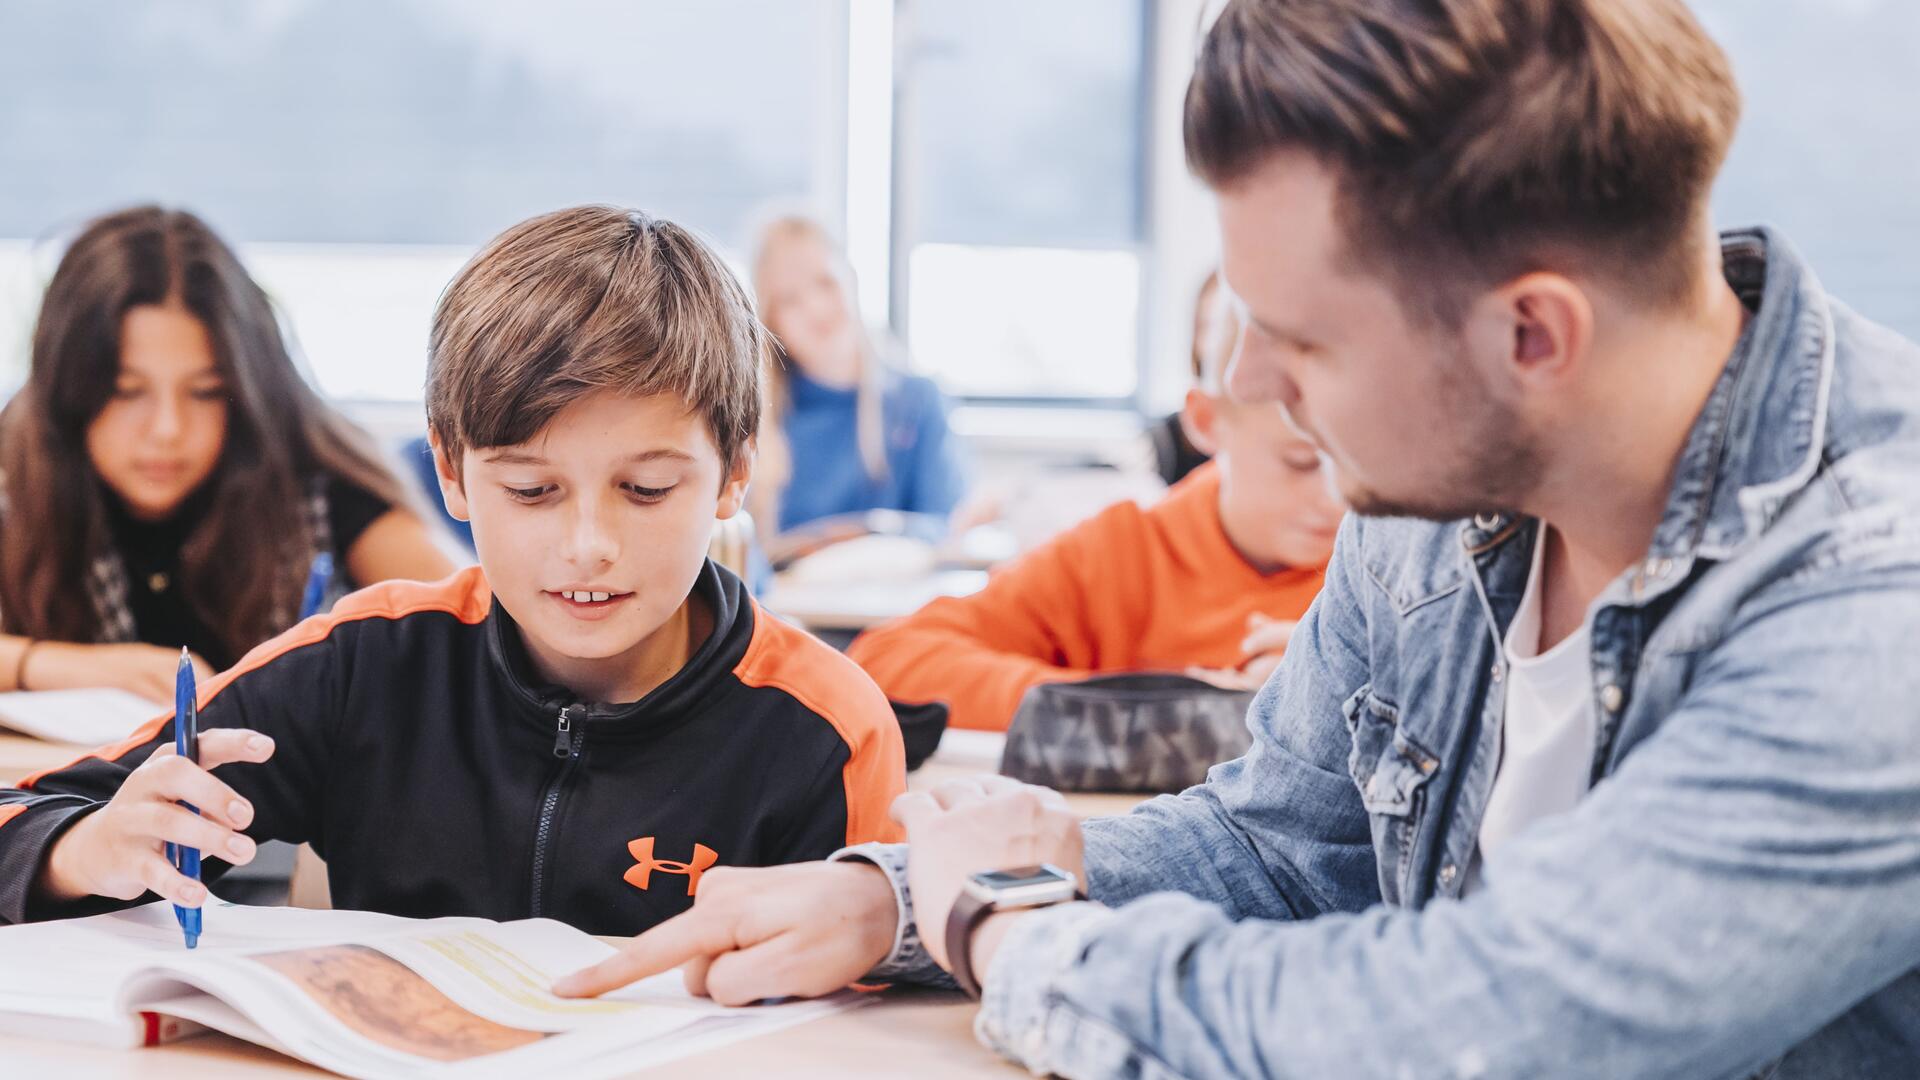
[0,207,905,936]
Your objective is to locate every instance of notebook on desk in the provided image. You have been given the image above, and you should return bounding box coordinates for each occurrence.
[0,688,163,745]
[0,900,858,1079]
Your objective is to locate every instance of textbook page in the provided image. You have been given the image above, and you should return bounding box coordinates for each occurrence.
[0,898,473,1045]
[0,687,163,745]
[0,900,862,1077]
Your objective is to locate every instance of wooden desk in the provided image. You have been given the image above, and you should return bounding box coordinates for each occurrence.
[0,732,93,782]
[763,569,989,633]
[0,986,1013,1078]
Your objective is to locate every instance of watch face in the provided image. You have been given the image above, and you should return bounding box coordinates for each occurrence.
[965,863,1080,908]
[973,866,1069,890]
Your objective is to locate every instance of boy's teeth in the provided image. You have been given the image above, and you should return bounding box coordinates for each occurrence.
[561,590,614,603]
[591,591,610,602]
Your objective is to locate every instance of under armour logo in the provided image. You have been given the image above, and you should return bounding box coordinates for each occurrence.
[623,837,719,896]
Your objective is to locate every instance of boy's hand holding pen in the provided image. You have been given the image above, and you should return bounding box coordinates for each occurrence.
[35,722,276,925]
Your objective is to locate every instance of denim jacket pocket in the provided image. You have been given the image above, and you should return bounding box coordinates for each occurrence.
[1342,686,1440,904]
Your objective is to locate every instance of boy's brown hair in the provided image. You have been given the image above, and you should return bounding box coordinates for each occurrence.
[1185,0,1742,325]
[427,206,765,479]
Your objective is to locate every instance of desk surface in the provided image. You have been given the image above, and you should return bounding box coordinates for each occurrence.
[0,986,1013,1079]
[913,728,1150,818]
[762,569,989,632]
[0,732,1151,1077]
[0,731,93,781]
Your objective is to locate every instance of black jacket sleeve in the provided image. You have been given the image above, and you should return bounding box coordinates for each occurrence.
[0,630,344,923]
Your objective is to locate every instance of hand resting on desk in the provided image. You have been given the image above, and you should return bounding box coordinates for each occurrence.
[21,641,214,705]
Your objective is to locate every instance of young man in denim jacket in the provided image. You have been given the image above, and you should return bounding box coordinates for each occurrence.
[558,2,1920,1076]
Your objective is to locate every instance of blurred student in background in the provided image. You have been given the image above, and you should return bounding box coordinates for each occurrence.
[847,289,1345,730]
[749,215,968,553]
[0,206,453,701]
[1147,269,1224,486]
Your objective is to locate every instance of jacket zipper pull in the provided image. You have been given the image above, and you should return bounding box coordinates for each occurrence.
[552,705,583,758]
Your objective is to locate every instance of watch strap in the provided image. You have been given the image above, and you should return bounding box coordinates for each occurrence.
[944,879,1087,1001]
[945,888,992,999]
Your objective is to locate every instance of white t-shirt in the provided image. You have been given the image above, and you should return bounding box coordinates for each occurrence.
[1464,528,1597,892]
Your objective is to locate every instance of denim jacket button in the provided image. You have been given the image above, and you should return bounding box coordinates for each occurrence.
[1439,863,1458,885]
[1600,684,1625,713]
[1491,664,1504,684]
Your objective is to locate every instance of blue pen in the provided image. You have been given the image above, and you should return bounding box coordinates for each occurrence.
[301,552,334,621]
[171,647,202,949]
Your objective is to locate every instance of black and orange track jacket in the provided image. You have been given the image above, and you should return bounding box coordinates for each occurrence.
[0,563,906,934]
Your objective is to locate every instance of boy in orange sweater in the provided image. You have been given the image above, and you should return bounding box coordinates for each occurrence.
[847,293,1345,731]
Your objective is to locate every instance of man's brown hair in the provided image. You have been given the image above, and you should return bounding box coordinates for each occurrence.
[427,206,765,478]
[1185,0,1742,324]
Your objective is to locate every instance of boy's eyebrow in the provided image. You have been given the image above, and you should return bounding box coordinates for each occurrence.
[623,449,697,465]
[481,450,548,466]
[480,448,697,466]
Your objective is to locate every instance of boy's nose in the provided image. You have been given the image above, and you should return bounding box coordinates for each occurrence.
[563,501,620,568]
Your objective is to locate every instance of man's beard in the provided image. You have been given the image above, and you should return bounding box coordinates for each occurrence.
[1331,352,1543,523]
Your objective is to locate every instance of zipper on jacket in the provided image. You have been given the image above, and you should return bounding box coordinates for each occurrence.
[530,703,588,918]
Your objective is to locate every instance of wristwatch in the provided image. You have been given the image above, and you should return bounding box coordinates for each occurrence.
[944,863,1085,1000]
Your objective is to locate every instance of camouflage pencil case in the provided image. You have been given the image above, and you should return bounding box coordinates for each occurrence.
[999,673,1256,794]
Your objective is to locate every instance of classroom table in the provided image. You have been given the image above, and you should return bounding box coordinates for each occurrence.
[761,569,989,634]
[0,731,1155,1076]
[0,985,1015,1079]
[0,731,93,780]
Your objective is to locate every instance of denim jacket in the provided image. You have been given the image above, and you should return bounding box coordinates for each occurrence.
[837,228,1920,1079]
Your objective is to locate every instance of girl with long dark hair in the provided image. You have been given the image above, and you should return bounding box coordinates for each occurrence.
[0,206,454,701]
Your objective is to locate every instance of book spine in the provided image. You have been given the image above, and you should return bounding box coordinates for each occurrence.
[138,1011,207,1047]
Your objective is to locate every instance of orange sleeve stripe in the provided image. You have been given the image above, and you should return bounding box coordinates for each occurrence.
[733,602,906,845]
[17,567,494,789]
[0,804,25,830]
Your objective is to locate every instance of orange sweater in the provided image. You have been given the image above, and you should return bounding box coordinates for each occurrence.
[848,463,1327,731]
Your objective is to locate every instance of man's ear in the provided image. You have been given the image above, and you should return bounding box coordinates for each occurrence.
[428,432,471,523]
[1469,272,1593,390]
[716,438,756,520]
[1180,388,1222,458]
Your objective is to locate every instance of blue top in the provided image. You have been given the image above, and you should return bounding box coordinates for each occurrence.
[777,367,966,533]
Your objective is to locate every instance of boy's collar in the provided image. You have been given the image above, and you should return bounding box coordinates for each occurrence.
[484,560,749,739]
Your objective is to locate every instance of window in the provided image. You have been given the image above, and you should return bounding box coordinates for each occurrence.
[1698,0,1920,340]
[893,0,1150,403]
[0,0,844,400]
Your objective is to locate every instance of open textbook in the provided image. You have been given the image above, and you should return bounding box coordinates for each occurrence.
[0,899,860,1078]
[0,687,162,745]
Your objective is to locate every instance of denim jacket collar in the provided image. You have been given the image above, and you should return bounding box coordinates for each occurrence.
[1460,228,1836,601]
[1654,228,1835,563]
